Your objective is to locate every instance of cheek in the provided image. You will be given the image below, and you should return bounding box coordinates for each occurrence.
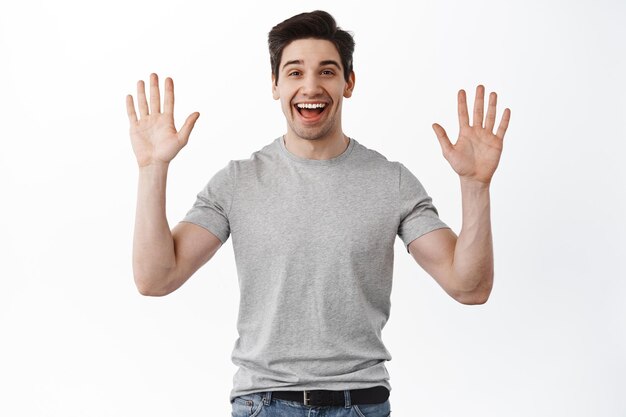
[281,99,293,116]
[326,84,346,99]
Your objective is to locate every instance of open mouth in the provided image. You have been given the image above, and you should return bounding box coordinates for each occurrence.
[294,102,328,122]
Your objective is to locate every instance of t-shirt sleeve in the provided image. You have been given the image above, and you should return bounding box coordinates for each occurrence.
[397,162,449,253]
[179,160,235,244]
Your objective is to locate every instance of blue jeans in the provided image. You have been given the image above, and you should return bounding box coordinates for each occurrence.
[231,391,391,417]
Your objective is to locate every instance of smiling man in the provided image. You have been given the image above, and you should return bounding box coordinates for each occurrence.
[127,9,510,417]
[272,37,354,154]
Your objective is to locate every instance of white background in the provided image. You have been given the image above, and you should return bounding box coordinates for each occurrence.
[1,0,625,416]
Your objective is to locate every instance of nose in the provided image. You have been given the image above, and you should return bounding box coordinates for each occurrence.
[300,73,324,96]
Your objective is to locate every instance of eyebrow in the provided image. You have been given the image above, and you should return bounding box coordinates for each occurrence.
[281,59,342,71]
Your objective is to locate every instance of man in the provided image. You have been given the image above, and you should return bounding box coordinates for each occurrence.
[126,10,510,417]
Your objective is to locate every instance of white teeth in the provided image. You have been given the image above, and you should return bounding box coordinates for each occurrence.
[296,103,327,109]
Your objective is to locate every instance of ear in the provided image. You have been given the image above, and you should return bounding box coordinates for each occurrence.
[343,71,355,98]
[271,73,279,100]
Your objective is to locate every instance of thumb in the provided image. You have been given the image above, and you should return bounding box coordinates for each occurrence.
[432,123,453,157]
[178,112,200,144]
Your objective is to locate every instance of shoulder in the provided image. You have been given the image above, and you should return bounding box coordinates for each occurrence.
[351,138,392,164]
[350,138,402,176]
[227,137,281,175]
[349,140,430,194]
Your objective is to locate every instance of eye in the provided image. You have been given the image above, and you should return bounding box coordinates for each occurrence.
[321,70,335,75]
[288,71,301,77]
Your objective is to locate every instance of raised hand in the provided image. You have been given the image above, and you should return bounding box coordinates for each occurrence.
[432,85,511,185]
[126,73,200,168]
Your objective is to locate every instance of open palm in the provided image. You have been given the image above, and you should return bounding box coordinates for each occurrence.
[432,85,511,184]
[126,73,199,168]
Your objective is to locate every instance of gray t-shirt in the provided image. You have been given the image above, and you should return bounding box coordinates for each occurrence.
[181,136,449,401]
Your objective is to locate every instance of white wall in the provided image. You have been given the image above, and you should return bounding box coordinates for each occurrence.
[1,0,624,416]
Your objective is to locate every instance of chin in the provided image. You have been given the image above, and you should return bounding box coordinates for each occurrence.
[290,122,336,141]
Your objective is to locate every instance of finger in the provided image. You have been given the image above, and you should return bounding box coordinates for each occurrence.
[150,73,161,114]
[495,108,511,140]
[163,77,174,115]
[472,84,485,128]
[137,79,149,117]
[178,112,200,144]
[457,89,470,128]
[432,123,454,156]
[485,91,497,132]
[126,94,138,123]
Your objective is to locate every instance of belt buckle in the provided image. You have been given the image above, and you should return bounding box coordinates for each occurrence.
[303,390,311,406]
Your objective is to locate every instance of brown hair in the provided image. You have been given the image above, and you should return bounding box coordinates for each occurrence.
[268,10,355,85]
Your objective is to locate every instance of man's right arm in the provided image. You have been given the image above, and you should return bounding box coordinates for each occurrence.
[132,163,223,296]
[127,73,216,296]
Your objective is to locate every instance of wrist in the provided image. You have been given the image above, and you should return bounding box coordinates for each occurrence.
[138,160,170,171]
[138,161,170,179]
[459,176,491,190]
[460,177,491,195]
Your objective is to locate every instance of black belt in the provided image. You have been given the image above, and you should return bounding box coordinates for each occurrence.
[270,385,389,406]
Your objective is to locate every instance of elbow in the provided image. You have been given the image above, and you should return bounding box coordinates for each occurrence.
[456,290,490,305]
[137,286,168,297]
[134,274,172,297]
[451,274,493,305]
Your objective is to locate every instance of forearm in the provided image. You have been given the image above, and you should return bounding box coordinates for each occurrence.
[450,178,494,299]
[132,162,177,295]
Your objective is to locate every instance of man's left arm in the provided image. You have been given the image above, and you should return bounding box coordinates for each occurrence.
[408,85,511,305]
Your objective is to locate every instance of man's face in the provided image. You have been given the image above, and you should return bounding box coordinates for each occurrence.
[272,38,355,142]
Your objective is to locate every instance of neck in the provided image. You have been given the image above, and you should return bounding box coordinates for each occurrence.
[283,131,350,161]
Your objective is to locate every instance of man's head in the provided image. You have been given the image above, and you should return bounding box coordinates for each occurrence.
[268,10,355,86]
[268,11,356,142]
